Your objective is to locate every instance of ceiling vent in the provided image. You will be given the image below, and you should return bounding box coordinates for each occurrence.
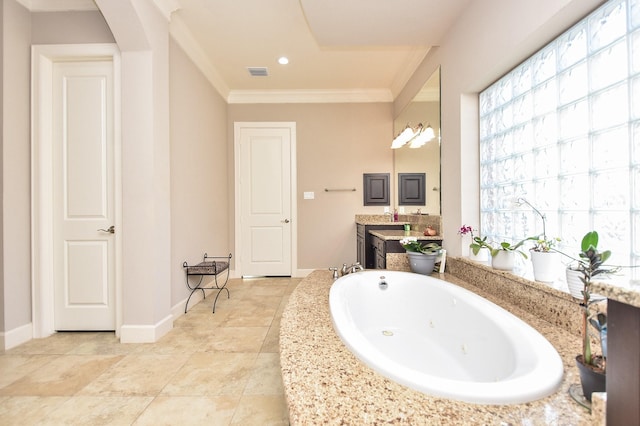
[247,67,269,77]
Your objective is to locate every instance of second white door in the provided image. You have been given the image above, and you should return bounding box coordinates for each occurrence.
[236,123,295,276]
[52,60,116,330]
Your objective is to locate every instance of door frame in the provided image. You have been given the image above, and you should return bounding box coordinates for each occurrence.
[234,122,297,277]
[31,44,122,338]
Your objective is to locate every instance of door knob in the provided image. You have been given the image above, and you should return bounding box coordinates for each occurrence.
[282,219,290,223]
[98,225,115,234]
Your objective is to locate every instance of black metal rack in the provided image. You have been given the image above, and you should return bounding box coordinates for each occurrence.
[182,252,232,313]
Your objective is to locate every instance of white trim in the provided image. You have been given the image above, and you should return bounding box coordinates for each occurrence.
[31,43,122,338]
[17,0,97,11]
[227,89,392,104]
[234,122,297,277]
[119,315,173,343]
[1,323,33,351]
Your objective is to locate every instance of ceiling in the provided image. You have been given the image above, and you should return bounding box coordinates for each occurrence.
[24,0,472,102]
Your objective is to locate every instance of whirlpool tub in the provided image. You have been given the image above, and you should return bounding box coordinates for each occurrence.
[329,271,564,404]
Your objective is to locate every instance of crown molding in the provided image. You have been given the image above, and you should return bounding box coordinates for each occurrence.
[150,0,180,21]
[16,0,97,11]
[227,89,393,104]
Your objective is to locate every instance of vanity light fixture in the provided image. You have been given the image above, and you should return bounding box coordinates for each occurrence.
[409,123,436,148]
[391,125,416,149]
[278,56,289,65]
[392,123,435,149]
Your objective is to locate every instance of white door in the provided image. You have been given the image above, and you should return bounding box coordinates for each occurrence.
[236,123,295,276]
[52,60,116,330]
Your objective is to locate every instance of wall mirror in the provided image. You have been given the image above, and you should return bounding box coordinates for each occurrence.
[393,68,440,215]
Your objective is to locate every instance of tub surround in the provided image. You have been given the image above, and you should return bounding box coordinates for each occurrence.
[280,269,597,424]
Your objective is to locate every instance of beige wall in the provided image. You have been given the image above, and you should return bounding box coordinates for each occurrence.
[1,0,31,333]
[228,103,393,270]
[169,38,229,305]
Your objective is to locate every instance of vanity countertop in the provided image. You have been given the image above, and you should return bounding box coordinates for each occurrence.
[280,270,596,425]
[368,229,441,240]
[592,279,640,308]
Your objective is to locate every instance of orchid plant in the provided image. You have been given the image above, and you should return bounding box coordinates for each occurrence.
[399,237,441,254]
[458,225,487,256]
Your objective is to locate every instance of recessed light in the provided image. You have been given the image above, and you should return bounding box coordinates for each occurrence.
[278,56,289,65]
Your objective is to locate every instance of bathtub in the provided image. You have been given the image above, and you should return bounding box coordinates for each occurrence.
[329,271,564,404]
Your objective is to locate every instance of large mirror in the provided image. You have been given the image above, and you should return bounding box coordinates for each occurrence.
[393,68,440,215]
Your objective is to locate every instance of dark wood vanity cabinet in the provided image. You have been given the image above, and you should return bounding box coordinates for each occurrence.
[356,223,404,269]
[372,235,387,269]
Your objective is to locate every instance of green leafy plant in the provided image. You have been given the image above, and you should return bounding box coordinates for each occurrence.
[470,237,529,259]
[529,235,561,252]
[399,237,441,254]
[573,231,619,370]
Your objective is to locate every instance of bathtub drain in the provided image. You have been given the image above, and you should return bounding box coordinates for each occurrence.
[382,330,394,336]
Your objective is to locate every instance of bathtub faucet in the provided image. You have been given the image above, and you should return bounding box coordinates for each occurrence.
[341,262,364,275]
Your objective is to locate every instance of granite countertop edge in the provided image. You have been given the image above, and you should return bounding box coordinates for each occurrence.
[368,230,441,241]
[279,270,593,425]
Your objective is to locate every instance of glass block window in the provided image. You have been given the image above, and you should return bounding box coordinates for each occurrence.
[479,0,639,279]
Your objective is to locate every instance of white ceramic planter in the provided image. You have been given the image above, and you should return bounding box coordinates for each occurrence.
[566,267,584,299]
[491,250,515,271]
[468,247,490,263]
[530,250,560,283]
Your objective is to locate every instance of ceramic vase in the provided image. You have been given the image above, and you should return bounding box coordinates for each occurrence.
[407,252,437,275]
[566,267,584,299]
[530,250,560,282]
[468,247,490,263]
[491,250,515,271]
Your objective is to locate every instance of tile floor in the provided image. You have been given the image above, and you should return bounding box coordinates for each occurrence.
[0,277,301,425]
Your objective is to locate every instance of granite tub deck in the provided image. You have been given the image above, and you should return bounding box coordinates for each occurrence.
[279,270,595,425]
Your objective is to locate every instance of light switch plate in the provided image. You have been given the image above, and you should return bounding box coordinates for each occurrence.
[303,191,315,200]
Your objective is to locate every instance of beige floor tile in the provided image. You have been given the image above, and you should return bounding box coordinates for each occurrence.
[261,319,281,353]
[42,396,153,426]
[0,396,69,425]
[0,277,300,424]
[67,333,143,356]
[5,332,103,355]
[0,354,58,388]
[134,395,240,425]
[202,327,269,353]
[161,352,257,396]
[244,353,284,396]
[79,354,189,397]
[231,395,289,426]
[0,355,124,396]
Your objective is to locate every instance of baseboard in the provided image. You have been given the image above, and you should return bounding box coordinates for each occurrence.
[119,314,173,343]
[1,322,33,350]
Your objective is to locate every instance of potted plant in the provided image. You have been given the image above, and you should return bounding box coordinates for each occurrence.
[571,231,618,402]
[471,237,528,271]
[458,225,489,262]
[529,235,561,282]
[400,237,442,275]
